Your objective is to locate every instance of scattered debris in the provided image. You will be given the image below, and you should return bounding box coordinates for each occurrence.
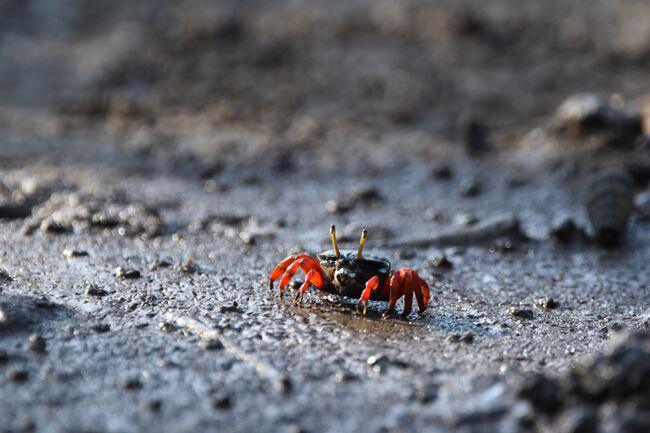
[150,259,172,270]
[27,334,47,353]
[85,285,108,297]
[508,307,534,319]
[488,238,515,253]
[158,321,178,333]
[427,255,453,271]
[366,354,410,374]
[90,323,110,333]
[584,171,634,248]
[25,192,167,238]
[179,259,198,274]
[40,219,72,234]
[6,368,28,382]
[537,298,559,309]
[62,249,89,259]
[556,93,642,146]
[212,395,232,410]
[431,163,454,180]
[454,212,480,227]
[335,370,357,383]
[120,377,142,390]
[219,302,241,314]
[200,339,224,351]
[115,267,141,280]
[448,333,474,344]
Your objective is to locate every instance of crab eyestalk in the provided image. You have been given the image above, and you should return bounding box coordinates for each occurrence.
[330,224,341,258]
[356,229,368,260]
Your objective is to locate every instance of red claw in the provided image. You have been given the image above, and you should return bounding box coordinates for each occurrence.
[268,254,324,300]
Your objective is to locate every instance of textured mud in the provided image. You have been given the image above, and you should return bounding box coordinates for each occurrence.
[1,1,650,433]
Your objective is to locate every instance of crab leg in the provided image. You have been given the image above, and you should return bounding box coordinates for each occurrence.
[356,276,380,315]
[279,261,301,294]
[415,276,430,312]
[385,274,401,314]
[296,269,325,305]
[268,254,324,298]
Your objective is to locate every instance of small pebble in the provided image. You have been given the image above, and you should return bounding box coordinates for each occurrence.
[40,220,71,234]
[90,323,111,333]
[325,199,353,214]
[85,285,108,297]
[537,298,558,309]
[428,255,453,270]
[212,395,232,410]
[489,239,515,253]
[150,260,172,270]
[27,334,46,353]
[508,307,534,319]
[140,399,162,412]
[62,249,89,259]
[6,368,28,382]
[180,259,198,274]
[219,302,240,313]
[120,377,142,390]
[431,164,454,180]
[115,267,141,280]
[334,370,357,383]
[200,339,224,351]
[158,321,178,333]
[447,332,474,344]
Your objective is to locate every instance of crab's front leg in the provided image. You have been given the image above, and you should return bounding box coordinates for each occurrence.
[268,254,324,299]
[356,275,384,315]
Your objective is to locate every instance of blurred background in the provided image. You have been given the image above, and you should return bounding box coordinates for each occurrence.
[2,0,650,172]
[2,2,650,433]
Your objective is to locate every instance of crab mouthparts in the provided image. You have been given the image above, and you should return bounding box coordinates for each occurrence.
[334,268,356,287]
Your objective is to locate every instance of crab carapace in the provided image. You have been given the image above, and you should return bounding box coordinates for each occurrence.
[269,225,430,316]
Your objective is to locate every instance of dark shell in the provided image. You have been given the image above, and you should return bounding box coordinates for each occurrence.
[317,249,391,299]
[584,171,634,248]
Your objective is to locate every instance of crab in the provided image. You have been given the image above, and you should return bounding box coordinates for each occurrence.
[269,225,430,316]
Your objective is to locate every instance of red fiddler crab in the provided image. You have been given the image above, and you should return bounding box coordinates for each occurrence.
[269,225,430,316]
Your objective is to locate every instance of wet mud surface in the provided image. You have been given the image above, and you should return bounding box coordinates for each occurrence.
[1,1,650,432]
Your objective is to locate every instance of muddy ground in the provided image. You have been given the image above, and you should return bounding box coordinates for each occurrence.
[1,1,650,432]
